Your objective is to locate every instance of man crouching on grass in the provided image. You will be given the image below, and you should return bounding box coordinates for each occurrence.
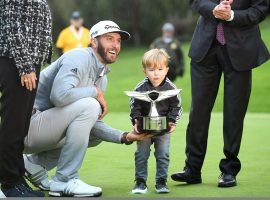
[20,21,149,198]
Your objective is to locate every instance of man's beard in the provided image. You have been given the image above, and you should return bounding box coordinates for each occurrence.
[97,41,118,64]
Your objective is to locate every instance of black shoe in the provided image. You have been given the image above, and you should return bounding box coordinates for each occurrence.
[21,178,45,197]
[131,178,147,194]
[218,173,237,187]
[1,180,45,197]
[171,168,202,184]
[155,178,170,193]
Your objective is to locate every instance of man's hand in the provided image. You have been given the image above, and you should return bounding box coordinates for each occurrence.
[213,0,232,20]
[168,122,176,133]
[95,86,108,120]
[223,0,233,5]
[126,129,152,142]
[21,72,37,91]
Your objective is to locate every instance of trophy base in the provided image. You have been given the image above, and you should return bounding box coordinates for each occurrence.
[138,116,167,136]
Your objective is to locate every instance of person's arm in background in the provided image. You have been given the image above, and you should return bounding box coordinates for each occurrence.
[56,30,65,57]
[86,28,91,47]
[178,45,185,69]
[175,41,185,76]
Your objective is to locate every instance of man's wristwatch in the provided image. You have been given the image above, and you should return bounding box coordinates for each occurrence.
[121,132,133,145]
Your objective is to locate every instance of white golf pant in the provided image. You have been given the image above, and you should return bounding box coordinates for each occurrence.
[24,97,123,182]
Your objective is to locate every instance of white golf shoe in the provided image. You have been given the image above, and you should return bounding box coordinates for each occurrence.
[0,188,6,198]
[49,178,102,197]
[23,155,51,191]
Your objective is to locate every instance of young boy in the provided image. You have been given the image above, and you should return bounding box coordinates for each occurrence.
[130,49,182,194]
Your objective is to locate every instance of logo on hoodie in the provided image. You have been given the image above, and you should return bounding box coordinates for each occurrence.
[70,68,78,75]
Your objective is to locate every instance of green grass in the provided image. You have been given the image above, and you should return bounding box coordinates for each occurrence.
[45,112,270,197]
[106,17,270,113]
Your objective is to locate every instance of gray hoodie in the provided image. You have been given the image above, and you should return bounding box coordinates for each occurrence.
[34,48,109,111]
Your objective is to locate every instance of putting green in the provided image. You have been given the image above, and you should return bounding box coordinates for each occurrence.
[44,112,270,198]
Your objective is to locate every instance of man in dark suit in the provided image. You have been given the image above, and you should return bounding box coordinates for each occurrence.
[171,0,270,187]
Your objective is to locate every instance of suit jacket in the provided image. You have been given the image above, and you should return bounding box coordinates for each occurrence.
[189,0,270,71]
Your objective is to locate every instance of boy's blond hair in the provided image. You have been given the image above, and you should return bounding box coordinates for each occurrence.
[142,49,170,69]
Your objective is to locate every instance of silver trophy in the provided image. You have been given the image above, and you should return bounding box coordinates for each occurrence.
[125,89,180,135]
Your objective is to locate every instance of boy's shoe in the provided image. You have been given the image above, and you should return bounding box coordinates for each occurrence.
[131,178,147,194]
[1,179,45,197]
[155,178,170,193]
[23,154,51,191]
[49,178,102,197]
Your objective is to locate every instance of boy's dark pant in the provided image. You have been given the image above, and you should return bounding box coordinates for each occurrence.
[0,57,40,187]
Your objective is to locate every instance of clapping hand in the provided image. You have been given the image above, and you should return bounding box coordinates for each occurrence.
[213,0,233,21]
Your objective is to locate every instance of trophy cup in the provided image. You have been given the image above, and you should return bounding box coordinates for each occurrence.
[125,89,180,135]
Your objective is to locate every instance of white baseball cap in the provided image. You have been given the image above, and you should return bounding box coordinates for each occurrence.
[162,22,175,32]
[90,20,131,41]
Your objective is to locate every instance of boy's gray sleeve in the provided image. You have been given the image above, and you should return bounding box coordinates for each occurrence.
[50,56,97,107]
[90,120,125,144]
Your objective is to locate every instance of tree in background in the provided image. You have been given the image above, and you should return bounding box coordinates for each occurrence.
[48,0,197,46]
[47,0,270,46]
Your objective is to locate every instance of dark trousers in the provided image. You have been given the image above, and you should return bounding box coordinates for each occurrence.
[185,42,252,176]
[0,57,40,187]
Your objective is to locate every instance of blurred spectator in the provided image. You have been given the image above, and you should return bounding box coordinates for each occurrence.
[56,11,90,56]
[150,23,185,81]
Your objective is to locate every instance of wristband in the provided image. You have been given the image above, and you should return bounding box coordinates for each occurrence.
[121,132,133,145]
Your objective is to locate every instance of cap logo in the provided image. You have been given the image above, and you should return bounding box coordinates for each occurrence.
[91,30,98,37]
[105,25,120,30]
